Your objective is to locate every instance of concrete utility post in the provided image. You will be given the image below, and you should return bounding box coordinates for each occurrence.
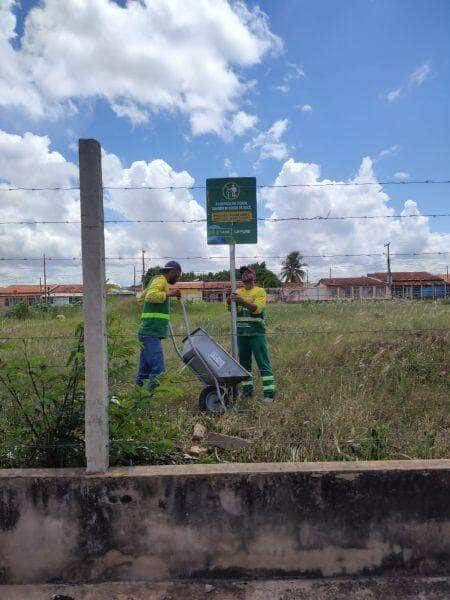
[79,139,109,473]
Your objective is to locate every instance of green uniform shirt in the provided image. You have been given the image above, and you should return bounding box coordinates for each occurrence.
[138,275,170,338]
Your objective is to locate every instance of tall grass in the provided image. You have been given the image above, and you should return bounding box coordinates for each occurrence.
[0,297,448,464]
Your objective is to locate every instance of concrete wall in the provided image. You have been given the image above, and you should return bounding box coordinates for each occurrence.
[0,460,449,585]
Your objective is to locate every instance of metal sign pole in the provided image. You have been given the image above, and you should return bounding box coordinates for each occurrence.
[229,243,238,359]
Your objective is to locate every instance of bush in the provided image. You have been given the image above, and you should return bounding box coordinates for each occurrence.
[5,301,30,319]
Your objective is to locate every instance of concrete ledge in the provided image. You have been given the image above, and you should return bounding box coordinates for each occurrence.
[3,577,450,599]
[0,460,449,585]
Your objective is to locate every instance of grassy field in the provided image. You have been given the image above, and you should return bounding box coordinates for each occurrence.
[0,297,449,466]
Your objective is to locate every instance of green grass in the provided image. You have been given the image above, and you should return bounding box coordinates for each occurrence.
[1,297,449,465]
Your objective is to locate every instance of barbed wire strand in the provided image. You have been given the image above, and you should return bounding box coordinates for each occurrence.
[0,251,449,262]
[0,328,448,341]
[1,178,450,193]
[1,212,449,226]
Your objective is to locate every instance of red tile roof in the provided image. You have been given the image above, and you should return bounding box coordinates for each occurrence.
[318,277,386,286]
[49,284,83,294]
[0,284,48,295]
[368,272,446,284]
[437,274,450,284]
[0,284,83,296]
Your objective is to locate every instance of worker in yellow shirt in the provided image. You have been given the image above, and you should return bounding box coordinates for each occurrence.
[227,266,276,403]
[136,261,181,391]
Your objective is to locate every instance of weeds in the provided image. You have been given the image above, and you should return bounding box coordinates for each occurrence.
[0,297,448,466]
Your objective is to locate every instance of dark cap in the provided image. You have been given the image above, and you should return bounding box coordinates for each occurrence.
[161,260,182,272]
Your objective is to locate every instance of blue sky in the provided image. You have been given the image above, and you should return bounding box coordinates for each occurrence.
[0,0,449,283]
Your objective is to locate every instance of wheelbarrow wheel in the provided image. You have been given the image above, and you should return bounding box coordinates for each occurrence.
[199,386,227,415]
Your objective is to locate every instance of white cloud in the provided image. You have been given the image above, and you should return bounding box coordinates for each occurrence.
[386,88,402,103]
[273,84,290,94]
[385,61,433,103]
[299,104,313,112]
[394,171,410,181]
[1,131,447,286]
[0,0,281,136]
[375,145,401,162]
[0,129,212,286]
[244,118,289,162]
[284,62,305,81]
[409,62,432,86]
[256,156,450,280]
[230,111,258,136]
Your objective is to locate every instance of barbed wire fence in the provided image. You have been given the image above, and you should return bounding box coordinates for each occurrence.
[0,139,449,470]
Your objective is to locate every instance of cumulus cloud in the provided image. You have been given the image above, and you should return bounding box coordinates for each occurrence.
[0,130,214,286]
[394,171,410,181]
[0,0,281,136]
[229,111,258,137]
[1,130,448,285]
[256,156,450,279]
[299,104,313,112]
[385,61,433,103]
[244,118,289,162]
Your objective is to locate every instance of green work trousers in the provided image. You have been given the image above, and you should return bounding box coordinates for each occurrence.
[237,333,276,398]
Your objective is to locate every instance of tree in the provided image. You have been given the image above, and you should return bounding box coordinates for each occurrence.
[281,251,307,283]
[247,262,282,288]
[143,266,163,288]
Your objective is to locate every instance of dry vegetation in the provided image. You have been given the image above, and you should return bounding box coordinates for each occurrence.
[1,297,449,466]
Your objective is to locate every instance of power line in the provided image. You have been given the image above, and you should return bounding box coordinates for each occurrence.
[1,178,450,192]
[1,212,449,226]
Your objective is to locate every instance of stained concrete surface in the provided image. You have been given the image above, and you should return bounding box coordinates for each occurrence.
[1,577,450,599]
[1,461,450,585]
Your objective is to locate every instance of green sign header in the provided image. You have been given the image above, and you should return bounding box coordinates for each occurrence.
[206,177,257,245]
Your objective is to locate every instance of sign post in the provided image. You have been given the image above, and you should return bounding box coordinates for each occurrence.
[206,177,257,359]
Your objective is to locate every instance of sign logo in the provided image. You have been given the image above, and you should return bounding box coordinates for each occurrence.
[223,181,240,200]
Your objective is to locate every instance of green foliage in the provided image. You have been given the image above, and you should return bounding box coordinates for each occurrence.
[0,327,85,467]
[281,251,307,283]
[246,262,282,287]
[5,301,30,319]
[143,266,163,288]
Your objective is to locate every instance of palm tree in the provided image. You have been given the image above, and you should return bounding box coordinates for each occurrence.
[281,251,307,283]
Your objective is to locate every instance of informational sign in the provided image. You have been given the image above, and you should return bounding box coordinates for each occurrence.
[206,177,257,245]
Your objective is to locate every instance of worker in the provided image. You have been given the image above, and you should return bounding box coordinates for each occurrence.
[227,266,276,403]
[136,261,182,391]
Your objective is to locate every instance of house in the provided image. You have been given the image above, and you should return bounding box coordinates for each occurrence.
[367,272,448,299]
[0,284,85,308]
[317,277,389,300]
[48,284,84,306]
[202,281,231,302]
[0,284,49,308]
[170,281,204,301]
[169,280,231,302]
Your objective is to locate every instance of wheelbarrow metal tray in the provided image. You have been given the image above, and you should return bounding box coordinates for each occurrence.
[182,328,251,385]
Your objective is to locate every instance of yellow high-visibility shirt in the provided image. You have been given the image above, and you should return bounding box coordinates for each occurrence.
[235,286,266,314]
[138,275,169,304]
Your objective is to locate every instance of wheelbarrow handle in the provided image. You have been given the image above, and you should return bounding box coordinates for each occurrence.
[179,299,191,336]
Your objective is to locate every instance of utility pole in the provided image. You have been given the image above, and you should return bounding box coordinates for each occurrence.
[43,254,48,304]
[141,250,146,291]
[133,265,136,295]
[329,267,332,279]
[384,242,392,298]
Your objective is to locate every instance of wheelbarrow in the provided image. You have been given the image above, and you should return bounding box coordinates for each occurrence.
[169,300,251,414]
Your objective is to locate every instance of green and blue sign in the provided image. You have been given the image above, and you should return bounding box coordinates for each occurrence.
[206,177,257,245]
